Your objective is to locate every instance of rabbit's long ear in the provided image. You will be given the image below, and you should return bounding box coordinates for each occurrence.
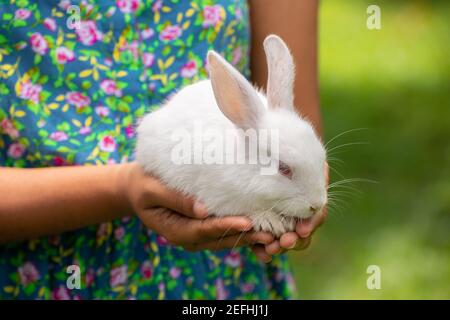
[208,51,264,129]
[263,35,295,111]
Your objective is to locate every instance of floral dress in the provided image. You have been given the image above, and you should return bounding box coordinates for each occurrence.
[0,0,296,299]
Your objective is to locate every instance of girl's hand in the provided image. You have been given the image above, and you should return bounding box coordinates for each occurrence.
[123,163,274,251]
[251,209,327,262]
[251,162,329,262]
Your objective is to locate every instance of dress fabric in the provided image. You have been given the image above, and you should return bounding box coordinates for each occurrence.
[0,0,296,299]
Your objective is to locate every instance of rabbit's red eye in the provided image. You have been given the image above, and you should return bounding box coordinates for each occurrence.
[279,161,293,179]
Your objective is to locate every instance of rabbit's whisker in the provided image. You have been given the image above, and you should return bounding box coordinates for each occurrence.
[324,128,368,149]
[326,142,370,155]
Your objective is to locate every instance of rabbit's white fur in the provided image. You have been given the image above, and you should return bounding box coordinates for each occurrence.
[136,35,327,237]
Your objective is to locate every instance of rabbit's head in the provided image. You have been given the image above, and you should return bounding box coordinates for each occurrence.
[207,35,327,219]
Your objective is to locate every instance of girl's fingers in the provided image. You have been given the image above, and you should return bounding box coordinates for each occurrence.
[292,236,312,251]
[154,183,208,219]
[252,244,272,263]
[197,216,254,240]
[296,208,327,238]
[279,232,299,249]
[144,206,258,246]
[199,231,274,251]
[296,217,314,238]
[173,215,253,244]
[265,240,282,255]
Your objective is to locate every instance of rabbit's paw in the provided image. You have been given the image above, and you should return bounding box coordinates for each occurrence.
[252,213,296,238]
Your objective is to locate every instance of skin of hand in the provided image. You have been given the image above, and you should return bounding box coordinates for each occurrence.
[123,163,275,252]
[251,162,329,263]
[0,162,273,249]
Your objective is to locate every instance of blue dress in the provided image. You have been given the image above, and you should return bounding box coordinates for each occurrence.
[0,0,296,299]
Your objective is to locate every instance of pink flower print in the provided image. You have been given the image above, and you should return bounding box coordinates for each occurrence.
[235,7,243,20]
[215,278,228,300]
[99,135,117,153]
[241,283,255,293]
[82,0,94,14]
[75,21,103,46]
[104,57,113,67]
[18,80,42,104]
[110,266,128,287]
[30,33,48,55]
[116,0,140,14]
[79,126,91,135]
[202,5,223,28]
[141,261,153,279]
[152,0,162,12]
[15,9,31,20]
[53,156,67,166]
[180,60,197,78]
[18,262,40,285]
[148,82,156,92]
[142,52,154,67]
[159,25,182,42]
[114,226,125,240]
[95,106,110,117]
[49,131,68,141]
[232,47,242,66]
[125,125,134,138]
[123,40,139,60]
[85,268,95,288]
[43,18,57,32]
[286,272,297,293]
[275,270,284,282]
[169,267,181,279]
[66,91,91,110]
[141,28,154,40]
[1,119,19,139]
[224,251,241,268]
[52,285,71,300]
[55,47,75,64]
[156,235,169,246]
[58,0,71,10]
[7,143,25,159]
[100,79,122,97]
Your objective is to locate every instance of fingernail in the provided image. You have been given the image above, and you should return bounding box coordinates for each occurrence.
[288,240,297,249]
[193,201,208,218]
[300,232,310,239]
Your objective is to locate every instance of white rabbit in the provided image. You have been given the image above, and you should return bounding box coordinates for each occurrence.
[136,35,327,237]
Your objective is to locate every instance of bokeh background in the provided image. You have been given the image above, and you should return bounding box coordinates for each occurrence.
[289,0,450,299]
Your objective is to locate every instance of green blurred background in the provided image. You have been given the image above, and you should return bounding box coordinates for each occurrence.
[288,0,450,299]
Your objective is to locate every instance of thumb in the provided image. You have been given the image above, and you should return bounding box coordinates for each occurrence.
[154,184,208,219]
